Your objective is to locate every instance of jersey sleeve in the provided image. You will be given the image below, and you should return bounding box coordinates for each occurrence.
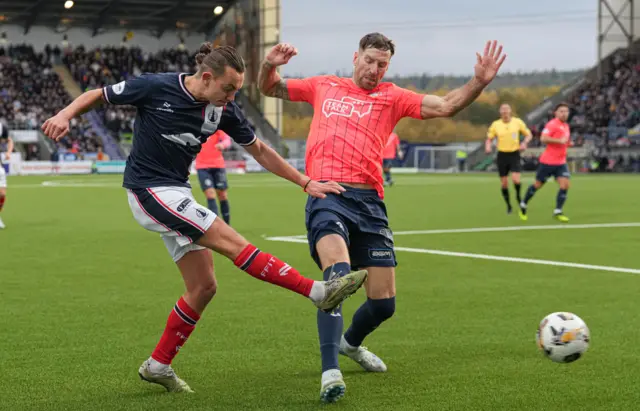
[518,119,532,136]
[218,102,257,146]
[541,121,556,137]
[102,75,152,107]
[286,76,321,103]
[487,122,497,139]
[219,131,232,149]
[393,86,424,120]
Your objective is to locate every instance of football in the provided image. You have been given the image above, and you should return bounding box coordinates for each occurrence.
[536,312,590,363]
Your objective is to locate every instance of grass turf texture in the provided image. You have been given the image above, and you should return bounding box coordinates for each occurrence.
[1,173,639,410]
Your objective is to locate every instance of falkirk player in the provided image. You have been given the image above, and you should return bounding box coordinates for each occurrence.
[485,103,532,214]
[382,130,400,186]
[0,122,13,229]
[258,33,506,402]
[42,44,367,394]
[519,103,572,222]
[196,130,232,224]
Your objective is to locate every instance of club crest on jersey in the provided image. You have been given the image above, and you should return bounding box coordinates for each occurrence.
[322,96,372,119]
[201,104,223,135]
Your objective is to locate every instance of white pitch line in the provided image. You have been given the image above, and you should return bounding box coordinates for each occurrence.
[394,247,640,275]
[268,222,640,240]
[392,222,640,236]
[264,236,640,275]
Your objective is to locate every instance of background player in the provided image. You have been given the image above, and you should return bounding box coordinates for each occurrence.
[382,130,401,186]
[485,103,532,214]
[196,130,232,224]
[519,103,572,222]
[42,43,367,394]
[258,34,506,402]
[0,121,13,229]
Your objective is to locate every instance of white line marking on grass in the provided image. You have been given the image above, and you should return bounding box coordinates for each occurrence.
[394,247,640,275]
[392,222,640,236]
[264,236,640,275]
[268,222,640,240]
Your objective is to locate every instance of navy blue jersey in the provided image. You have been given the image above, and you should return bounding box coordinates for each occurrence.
[102,73,256,189]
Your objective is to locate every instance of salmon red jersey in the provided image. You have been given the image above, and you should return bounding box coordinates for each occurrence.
[195,130,231,169]
[539,118,570,165]
[287,75,423,198]
[383,132,400,160]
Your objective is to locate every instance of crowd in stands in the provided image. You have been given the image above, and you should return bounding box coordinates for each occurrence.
[530,50,640,149]
[0,44,102,157]
[64,46,196,143]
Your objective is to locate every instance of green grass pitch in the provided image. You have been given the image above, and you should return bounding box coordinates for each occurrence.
[1,172,639,410]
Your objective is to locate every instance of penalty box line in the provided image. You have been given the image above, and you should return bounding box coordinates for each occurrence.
[264,235,640,276]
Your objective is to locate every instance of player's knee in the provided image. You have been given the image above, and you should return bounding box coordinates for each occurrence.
[204,188,217,200]
[191,278,218,304]
[216,190,228,200]
[368,297,396,322]
[198,218,248,260]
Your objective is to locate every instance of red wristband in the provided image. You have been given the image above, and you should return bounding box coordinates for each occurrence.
[303,179,312,192]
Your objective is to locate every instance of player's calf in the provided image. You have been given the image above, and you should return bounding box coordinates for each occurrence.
[344,296,395,350]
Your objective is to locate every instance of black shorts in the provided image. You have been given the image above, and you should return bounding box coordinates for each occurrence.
[305,186,396,270]
[197,168,228,191]
[496,151,522,177]
[535,163,571,183]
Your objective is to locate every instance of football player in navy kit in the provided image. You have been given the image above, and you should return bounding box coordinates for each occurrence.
[41,43,367,394]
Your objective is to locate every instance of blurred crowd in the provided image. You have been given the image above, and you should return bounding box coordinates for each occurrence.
[531,50,640,149]
[0,44,102,155]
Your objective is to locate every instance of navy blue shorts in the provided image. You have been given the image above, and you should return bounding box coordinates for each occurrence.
[535,163,571,183]
[197,168,228,191]
[382,159,394,169]
[305,186,396,270]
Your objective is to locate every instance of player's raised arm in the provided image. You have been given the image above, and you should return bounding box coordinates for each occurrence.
[41,89,103,141]
[420,40,506,120]
[258,43,299,100]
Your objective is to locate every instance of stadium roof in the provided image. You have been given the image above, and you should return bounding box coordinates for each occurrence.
[0,0,238,37]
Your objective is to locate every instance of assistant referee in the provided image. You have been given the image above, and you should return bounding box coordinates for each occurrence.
[485,103,532,214]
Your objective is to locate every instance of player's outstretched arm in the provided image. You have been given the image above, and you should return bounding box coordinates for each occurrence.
[41,89,104,141]
[258,44,298,100]
[243,139,345,199]
[540,134,568,145]
[420,40,506,120]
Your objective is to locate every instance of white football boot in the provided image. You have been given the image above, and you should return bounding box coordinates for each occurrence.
[320,369,346,403]
[339,335,387,372]
[138,357,194,393]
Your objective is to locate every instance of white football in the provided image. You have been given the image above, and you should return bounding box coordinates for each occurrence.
[536,312,590,363]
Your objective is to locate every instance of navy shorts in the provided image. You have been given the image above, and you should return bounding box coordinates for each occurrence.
[305,186,396,270]
[535,163,571,183]
[197,168,228,191]
[382,159,394,169]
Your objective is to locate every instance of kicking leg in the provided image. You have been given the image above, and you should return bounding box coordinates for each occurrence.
[196,218,366,311]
